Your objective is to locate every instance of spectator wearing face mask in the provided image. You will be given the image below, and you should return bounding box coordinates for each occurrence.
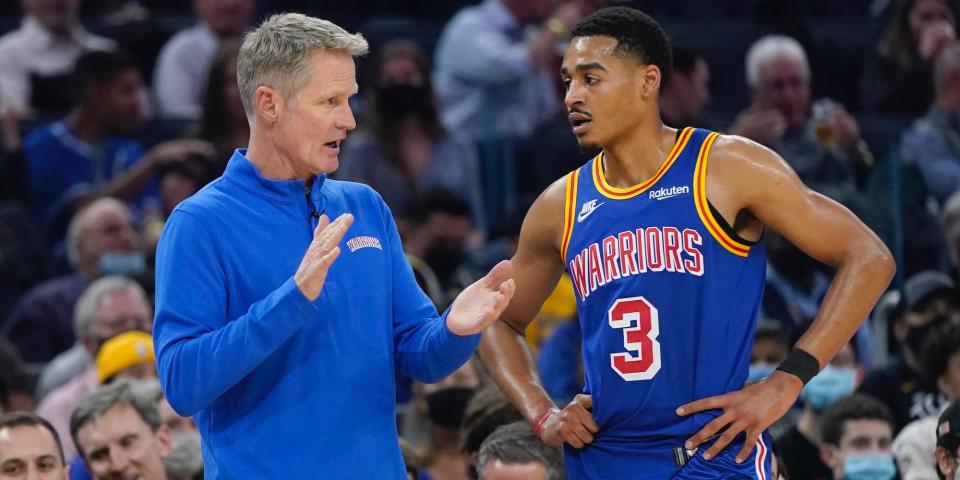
[894,320,960,479]
[337,40,485,231]
[2,198,142,365]
[819,394,898,480]
[860,270,960,433]
[401,189,479,308]
[777,341,861,480]
[414,360,481,480]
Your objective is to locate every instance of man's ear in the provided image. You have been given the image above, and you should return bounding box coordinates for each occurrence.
[936,447,957,479]
[639,64,662,99]
[254,85,283,125]
[156,424,173,459]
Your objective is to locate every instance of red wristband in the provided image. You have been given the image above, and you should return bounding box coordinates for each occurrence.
[534,407,561,438]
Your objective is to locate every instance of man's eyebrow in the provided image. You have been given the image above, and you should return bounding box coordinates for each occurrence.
[561,63,608,76]
[576,63,607,73]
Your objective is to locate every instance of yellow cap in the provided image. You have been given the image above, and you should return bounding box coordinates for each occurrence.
[96,331,155,384]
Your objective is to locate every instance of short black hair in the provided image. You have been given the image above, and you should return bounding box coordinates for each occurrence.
[922,320,960,385]
[73,50,138,100]
[820,393,894,447]
[0,412,66,466]
[569,7,673,85]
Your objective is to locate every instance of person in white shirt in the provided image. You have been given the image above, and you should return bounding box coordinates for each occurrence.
[893,320,960,480]
[152,0,252,119]
[0,0,114,115]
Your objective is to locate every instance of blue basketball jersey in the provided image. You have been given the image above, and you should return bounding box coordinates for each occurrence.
[558,128,769,477]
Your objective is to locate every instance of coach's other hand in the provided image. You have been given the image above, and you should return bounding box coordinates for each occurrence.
[539,394,598,448]
[295,214,354,301]
[446,260,516,336]
[676,370,802,464]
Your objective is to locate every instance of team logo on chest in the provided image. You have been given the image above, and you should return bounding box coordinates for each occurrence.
[346,236,382,252]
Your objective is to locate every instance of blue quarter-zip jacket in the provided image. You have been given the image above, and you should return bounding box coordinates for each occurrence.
[153,150,479,479]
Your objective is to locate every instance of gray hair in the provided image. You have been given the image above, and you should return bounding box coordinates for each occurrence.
[70,381,162,460]
[745,35,810,89]
[129,377,165,404]
[74,275,149,340]
[66,197,129,270]
[476,422,563,480]
[237,12,368,121]
[165,431,203,480]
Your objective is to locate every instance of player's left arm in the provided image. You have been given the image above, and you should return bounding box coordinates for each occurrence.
[678,135,895,463]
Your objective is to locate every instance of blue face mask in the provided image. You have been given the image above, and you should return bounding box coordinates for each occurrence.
[748,362,776,382]
[842,453,896,480]
[97,251,146,277]
[800,363,856,411]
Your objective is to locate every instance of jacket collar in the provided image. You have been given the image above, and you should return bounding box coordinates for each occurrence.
[223,149,327,204]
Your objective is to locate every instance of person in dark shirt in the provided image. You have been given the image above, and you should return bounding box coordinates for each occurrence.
[776,341,859,480]
[858,270,960,433]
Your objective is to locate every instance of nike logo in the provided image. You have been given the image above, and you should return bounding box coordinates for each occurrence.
[649,185,690,200]
[577,199,604,223]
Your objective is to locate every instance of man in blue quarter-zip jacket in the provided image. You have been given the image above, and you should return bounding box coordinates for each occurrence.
[152,13,516,480]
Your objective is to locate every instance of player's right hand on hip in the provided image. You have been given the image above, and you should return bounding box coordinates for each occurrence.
[294,213,353,301]
[539,394,598,449]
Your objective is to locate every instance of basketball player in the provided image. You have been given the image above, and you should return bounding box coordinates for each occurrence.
[477,7,895,478]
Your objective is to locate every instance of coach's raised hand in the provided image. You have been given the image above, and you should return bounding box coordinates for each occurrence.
[539,394,598,448]
[446,260,516,335]
[295,213,353,301]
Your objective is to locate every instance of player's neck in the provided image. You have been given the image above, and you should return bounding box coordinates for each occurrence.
[600,120,677,188]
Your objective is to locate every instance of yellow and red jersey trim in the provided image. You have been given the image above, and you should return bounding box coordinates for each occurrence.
[592,127,694,200]
[692,132,751,257]
[560,169,580,263]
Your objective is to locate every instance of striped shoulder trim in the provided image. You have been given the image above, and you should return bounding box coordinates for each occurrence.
[560,169,580,263]
[693,132,752,257]
[592,127,694,200]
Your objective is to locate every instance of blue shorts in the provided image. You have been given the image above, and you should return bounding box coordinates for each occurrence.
[564,432,774,479]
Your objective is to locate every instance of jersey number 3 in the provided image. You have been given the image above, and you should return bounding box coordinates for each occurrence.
[608,296,661,381]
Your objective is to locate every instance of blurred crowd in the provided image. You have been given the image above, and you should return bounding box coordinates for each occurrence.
[5,0,960,479]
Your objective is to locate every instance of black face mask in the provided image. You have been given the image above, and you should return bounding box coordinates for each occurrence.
[906,315,950,354]
[425,387,475,428]
[373,83,433,119]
